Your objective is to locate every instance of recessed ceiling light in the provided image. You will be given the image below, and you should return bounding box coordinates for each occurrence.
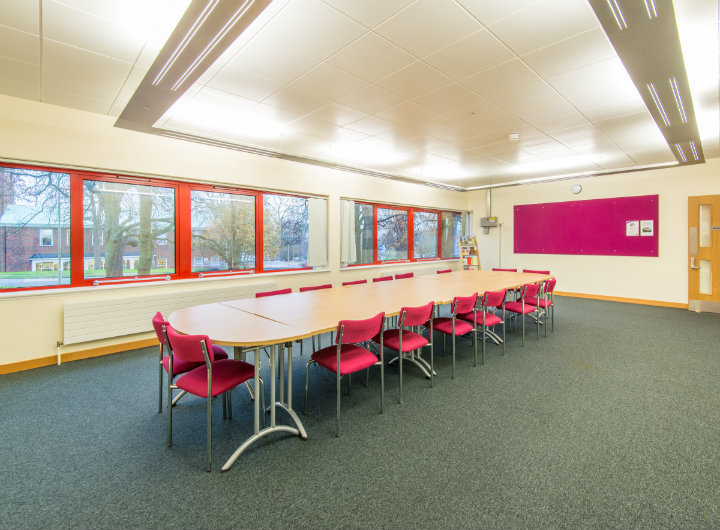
[606,0,628,30]
[646,82,671,127]
[643,0,658,19]
[669,77,688,124]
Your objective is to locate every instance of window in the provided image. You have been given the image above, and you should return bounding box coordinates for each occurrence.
[441,212,462,258]
[413,211,439,259]
[39,229,54,246]
[0,166,70,289]
[156,233,167,246]
[377,207,408,261]
[352,203,374,265]
[263,194,309,270]
[191,189,256,272]
[82,179,175,280]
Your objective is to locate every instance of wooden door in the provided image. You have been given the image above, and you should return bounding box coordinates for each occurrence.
[688,195,720,312]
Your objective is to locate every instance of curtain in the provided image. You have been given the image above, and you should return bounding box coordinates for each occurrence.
[340,199,357,266]
[306,198,327,268]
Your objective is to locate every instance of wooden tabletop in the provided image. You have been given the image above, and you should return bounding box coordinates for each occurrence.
[169,270,552,347]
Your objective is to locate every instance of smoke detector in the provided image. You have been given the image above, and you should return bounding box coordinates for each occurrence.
[509,132,519,142]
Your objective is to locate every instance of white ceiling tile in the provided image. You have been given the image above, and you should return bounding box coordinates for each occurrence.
[445,100,525,134]
[326,32,415,82]
[257,0,365,59]
[306,103,367,126]
[43,1,144,63]
[0,55,38,87]
[375,61,452,99]
[487,0,598,56]
[43,89,111,114]
[0,0,39,34]
[234,38,322,84]
[344,115,393,135]
[321,0,415,28]
[595,112,669,155]
[455,0,542,26]
[0,78,37,100]
[522,27,615,79]
[414,83,483,113]
[463,59,541,98]
[42,40,131,103]
[0,25,39,65]
[339,84,405,114]
[512,97,589,131]
[206,64,284,102]
[290,62,368,101]
[482,80,557,112]
[264,85,329,118]
[548,58,647,122]
[423,29,514,80]
[375,0,480,58]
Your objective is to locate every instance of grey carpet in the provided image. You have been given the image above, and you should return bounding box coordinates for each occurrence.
[1,297,719,530]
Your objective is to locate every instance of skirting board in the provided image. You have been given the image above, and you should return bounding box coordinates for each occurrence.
[555,291,688,309]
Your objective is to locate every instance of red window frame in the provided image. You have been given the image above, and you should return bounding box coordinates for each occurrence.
[347,201,462,267]
[0,162,315,292]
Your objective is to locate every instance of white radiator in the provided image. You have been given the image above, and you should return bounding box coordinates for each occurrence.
[62,281,276,345]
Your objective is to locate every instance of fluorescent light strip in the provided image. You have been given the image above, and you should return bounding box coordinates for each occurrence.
[647,82,671,127]
[171,0,255,92]
[606,0,628,30]
[669,77,688,124]
[675,143,687,162]
[643,0,658,19]
[152,0,218,87]
[690,141,699,161]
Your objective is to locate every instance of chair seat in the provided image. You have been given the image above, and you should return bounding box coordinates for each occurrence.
[376,329,428,352]
[311,344,378,376]
[176,359,255,398]
[458,311,502,326]
[504,301,537,314]
[525,297,551,308]
[162,345,228,376]
[432,317,473,336]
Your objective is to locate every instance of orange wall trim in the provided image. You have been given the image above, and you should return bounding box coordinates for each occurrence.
[555,291,688,309]
[0,337,159,375]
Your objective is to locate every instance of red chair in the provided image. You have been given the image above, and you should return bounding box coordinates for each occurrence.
[492,268,517,272]
[299,284,332,292]
[342,279,367,286]
[152,312,228,413]
[256,288,292,298]
[373,275,393,282]
[304,312,385,437]
[395,272,414,279]
[459,290,506,365]
[432,293,477,378]
[504,283,541,346]
[437,269,452,274]
[523,269,550,275]
[526,278,556,335]
[165,326,264,472]
[375,301,434,403]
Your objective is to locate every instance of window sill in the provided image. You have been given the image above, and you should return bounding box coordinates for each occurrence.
[340,259,459,272]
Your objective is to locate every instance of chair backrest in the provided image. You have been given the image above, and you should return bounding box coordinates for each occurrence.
[492,268,517,272]
[165,327,214,363]
[399,301,434,327]
[482,289,506,309]
[299,284,332,292]
[152,312,169,345]
[337,312,385,344]
[523,269,550,275]
[520,282,541,300]
[544,278,557,294]
[373,275,393,283]
[451,293,478,315]
[395,272,414,280]
[256,288,292,298]
[342,279,367,286]
[437,269,452,274]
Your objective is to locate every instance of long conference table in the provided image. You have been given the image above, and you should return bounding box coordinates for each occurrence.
[168,269,552,471]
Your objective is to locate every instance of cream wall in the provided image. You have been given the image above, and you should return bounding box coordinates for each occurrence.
[469,158,720,304]
[0,95,473,365]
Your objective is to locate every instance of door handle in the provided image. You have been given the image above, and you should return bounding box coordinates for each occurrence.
[690,257,700,269]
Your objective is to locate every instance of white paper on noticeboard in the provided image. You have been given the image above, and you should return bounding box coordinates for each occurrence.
[626,220,639,236]
[640,220,654,236]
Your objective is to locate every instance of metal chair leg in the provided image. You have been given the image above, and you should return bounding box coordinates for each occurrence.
[303,360,314,415]
[158,345,164,413]
[205,391,212,472]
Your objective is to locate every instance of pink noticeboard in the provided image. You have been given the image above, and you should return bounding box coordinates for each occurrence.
[513,195,658,257]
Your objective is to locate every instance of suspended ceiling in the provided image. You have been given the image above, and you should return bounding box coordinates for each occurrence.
[0,0,718,190]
